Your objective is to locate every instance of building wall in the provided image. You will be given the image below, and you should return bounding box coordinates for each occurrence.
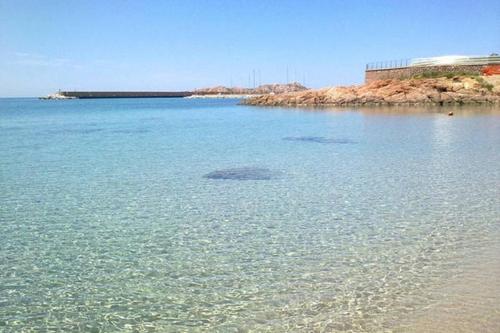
[365,64,486,83]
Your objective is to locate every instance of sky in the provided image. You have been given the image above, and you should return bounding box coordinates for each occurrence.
[0,0,499,97]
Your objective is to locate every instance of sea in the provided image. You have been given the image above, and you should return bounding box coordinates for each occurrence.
[1,98,499,332]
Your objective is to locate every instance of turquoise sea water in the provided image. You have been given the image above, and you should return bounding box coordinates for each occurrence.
[1,98,499,332]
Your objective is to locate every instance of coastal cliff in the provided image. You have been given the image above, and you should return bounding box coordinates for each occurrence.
[242,76,500,106]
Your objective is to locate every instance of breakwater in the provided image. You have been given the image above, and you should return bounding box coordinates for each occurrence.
[59,91,193,99]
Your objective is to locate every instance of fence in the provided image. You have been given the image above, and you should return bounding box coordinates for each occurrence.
[366,59,411,70]
[366,55,500,71]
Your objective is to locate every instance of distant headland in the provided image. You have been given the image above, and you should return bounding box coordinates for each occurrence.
[189,82,307,98]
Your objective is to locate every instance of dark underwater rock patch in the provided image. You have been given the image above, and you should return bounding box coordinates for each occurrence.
[283,136,357,144]
[111,128,150,134]
[46,128,105,135]
[72,128,105,134]
[2,126,24,132]
[204,167,274,180]
[11,143,43,150]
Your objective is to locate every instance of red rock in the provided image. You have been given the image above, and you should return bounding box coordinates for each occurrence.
[242,77,500,107]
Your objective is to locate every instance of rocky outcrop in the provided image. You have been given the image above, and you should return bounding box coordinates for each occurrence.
[194,82,308,95]
[242,76,500,107]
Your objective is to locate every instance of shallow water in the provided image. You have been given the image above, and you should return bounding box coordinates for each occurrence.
[0,98,499,332]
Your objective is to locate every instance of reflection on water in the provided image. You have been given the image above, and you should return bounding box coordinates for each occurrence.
[0,98,499,332]
[359,105,500,116]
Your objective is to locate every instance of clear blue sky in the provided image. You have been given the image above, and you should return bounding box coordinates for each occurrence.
[1,0,499,97]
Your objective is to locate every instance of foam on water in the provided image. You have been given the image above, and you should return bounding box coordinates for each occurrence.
[0,98,499,332]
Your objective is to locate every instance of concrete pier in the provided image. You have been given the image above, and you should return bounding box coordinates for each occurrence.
[59,91,193,99]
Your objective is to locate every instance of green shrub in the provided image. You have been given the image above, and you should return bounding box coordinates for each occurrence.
[475,77,494,91]
[411,71,479,80]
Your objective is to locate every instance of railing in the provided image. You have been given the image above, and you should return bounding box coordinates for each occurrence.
[366,55,500,71]
[410,55,500,67]
[366,59,411,70]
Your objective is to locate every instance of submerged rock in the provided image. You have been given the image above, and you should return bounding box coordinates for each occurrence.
[283,136,356,144]
[111,128,150,134]
[204,167,274,180]
[46,128,104,135]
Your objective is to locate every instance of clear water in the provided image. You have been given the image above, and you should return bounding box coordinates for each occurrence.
[0,98,499,332]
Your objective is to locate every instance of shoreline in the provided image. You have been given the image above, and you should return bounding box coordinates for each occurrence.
[243,76,500,107]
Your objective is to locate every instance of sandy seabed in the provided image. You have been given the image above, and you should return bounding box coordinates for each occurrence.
[395,242,500,333]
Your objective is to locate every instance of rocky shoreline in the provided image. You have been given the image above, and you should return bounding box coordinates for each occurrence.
[242,76,500,107]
